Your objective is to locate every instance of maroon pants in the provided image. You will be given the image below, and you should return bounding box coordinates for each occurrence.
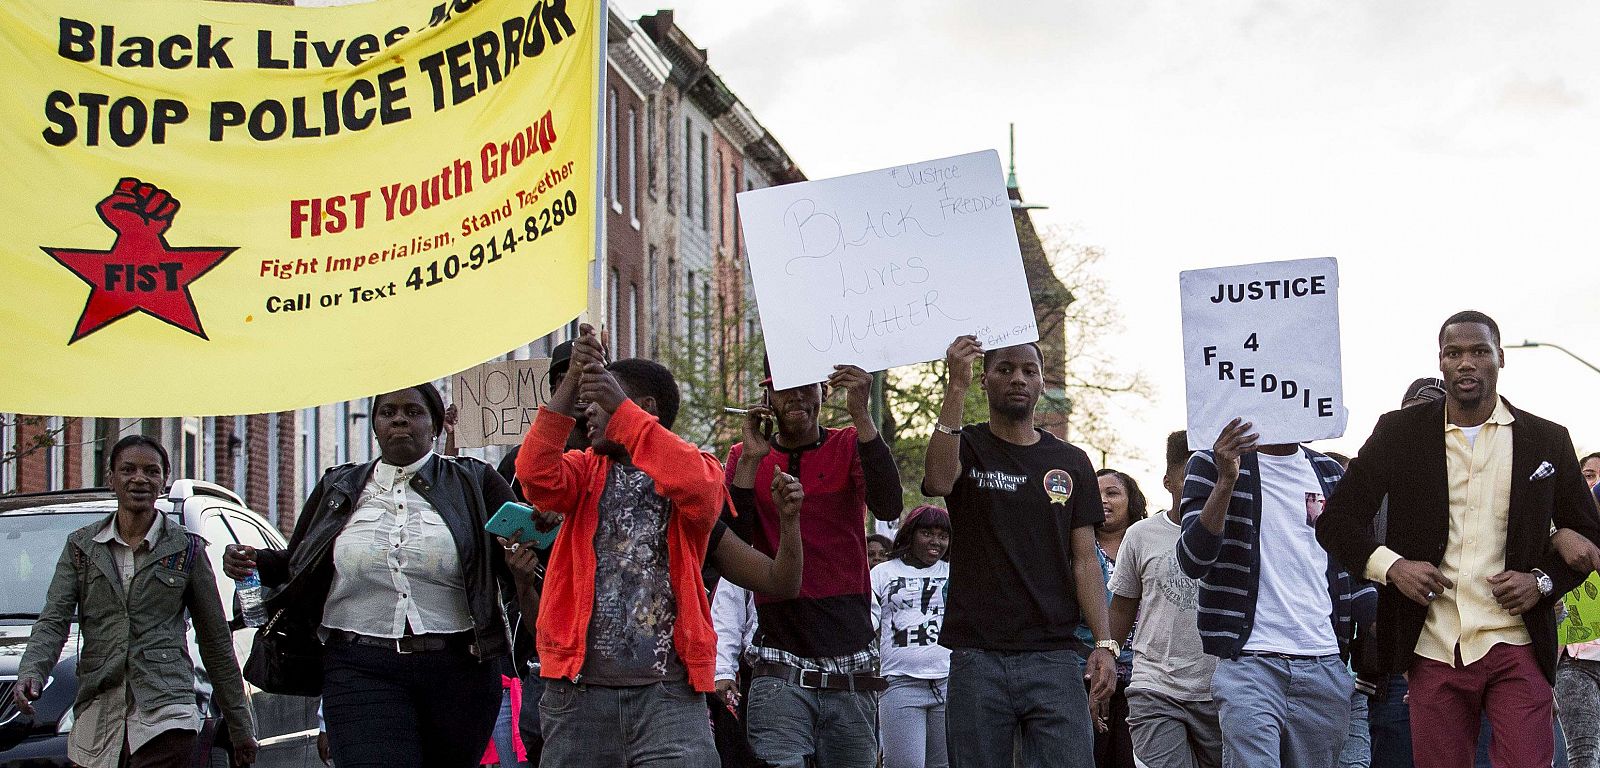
[1408,643,1553,768]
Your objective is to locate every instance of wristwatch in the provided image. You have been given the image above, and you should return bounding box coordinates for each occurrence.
[1094,639,1121,657]
[934,422,961,436]
[1532,568,1554,597]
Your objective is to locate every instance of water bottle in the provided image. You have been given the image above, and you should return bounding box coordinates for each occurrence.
[236,570,267,627]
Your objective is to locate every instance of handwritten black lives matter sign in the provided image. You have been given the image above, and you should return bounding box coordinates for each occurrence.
[1179,257,1347,450]
[736,150,1035,389]
[452,357,552,448]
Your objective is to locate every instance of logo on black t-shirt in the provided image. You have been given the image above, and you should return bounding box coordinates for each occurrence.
[970,469,1028,492]
[1043,469,1073,505]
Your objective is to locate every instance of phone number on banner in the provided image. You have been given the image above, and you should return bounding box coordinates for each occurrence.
[404,190,578,291]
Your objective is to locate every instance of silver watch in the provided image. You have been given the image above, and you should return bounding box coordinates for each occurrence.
[1532,568,1554,597]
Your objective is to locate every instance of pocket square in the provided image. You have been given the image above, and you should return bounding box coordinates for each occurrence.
[1529,461,1555,481]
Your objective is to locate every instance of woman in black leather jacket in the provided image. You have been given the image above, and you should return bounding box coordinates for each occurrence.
[225,383,526,768]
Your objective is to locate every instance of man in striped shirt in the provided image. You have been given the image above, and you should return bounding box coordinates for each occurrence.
[1176,419,1376,768]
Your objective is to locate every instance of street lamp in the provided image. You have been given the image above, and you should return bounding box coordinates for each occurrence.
[1506,340,1600,377]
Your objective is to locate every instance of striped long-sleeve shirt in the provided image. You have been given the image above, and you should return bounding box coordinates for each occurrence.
[1176,447,1377,659]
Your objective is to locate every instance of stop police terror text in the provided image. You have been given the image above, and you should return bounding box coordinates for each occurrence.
[39,0,577,147]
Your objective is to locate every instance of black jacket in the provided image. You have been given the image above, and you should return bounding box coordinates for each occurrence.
[1316,398,1600,683]
[256,453,519,659]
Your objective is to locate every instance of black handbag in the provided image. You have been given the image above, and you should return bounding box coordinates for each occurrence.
[243,606,324,697]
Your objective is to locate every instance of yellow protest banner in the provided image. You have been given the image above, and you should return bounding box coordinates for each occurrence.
[0,0,601,417]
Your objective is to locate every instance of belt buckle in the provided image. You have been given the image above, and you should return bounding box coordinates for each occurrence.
[395,637,413,655]
[797,668,824,689]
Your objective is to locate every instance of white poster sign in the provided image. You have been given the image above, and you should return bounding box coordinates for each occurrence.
[737,150,1036,389]
[452,358,553,449]
[1179,257,1347,450]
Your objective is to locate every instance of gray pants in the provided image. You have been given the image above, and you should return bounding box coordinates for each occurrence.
[945,648,1094,768]
[1557,657,1600,768]
[1339,688,1370,768]
[879,676,949,768]
[745,673,879,768]
[1212,655,1353,768]
[538,678,718,768]
[1125,688,1222,768]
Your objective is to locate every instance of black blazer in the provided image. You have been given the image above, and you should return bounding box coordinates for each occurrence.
[1316,397,1600,683]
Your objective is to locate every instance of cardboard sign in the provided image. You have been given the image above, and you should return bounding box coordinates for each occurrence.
[0,0,600,416]
[1179,257,1347,450]
[737,150,1036,389]
[452,358,553,448]
[1558,573,1600,646]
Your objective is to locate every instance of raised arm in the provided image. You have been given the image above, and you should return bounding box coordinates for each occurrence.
[516,344,590,514]
[922,336,981,498]
[830,365,903,521]
[715,472,804,598]
[1176,421,1255,579]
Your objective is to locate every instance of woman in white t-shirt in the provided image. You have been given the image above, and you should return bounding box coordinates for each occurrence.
[872,504,953,768]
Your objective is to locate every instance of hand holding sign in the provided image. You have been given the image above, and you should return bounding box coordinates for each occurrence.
[944,334,983,392]
[1210,418,1259,482]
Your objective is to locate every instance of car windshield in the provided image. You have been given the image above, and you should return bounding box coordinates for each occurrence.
[0,512,109,617]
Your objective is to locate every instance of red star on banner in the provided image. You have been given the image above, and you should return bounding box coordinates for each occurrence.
[44,178,234,344]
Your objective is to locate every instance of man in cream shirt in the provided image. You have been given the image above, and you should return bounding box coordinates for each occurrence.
[1318,310,1600,768]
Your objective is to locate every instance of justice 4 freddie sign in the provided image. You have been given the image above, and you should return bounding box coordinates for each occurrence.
[0,0,601,416]
[1179,257,1348,450]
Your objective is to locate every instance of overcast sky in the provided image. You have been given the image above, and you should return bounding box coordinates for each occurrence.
[646,0,1600,494]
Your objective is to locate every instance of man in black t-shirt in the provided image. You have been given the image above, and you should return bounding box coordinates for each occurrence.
[922,335,1116,768]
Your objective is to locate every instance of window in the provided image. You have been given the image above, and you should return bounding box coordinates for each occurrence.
[629,107,640,228]
[686,269,697,357]
[629,283,640,358]
[301,408,320,497]
[683,118,693,218]
[334,401,349,465]
[92,418,114,483]
[647,247,659,355]
[608,89,620,212]
[664,105,674,207]
[44,416,65,490]
[266,412,280,525]
[700,133,709,228]
[232,415,248,497]
[182,417,199,479]
[646,96,657,194]
[608,268,620,359]
[668,257,679,340]
[716,149,724,245]
[0,414,14,493]
[701,280,712,352]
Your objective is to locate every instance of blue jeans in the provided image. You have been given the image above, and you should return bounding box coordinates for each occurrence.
[745,673,879,768]
[1212,654,1352,768]
[1340,689,1370,768]
[945,648,1094,768]
[1369,674,1411,768]
[539,678,718,768]
[492,688,530,768]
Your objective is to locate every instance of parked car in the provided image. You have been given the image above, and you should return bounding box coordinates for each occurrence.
[0,481,320,767]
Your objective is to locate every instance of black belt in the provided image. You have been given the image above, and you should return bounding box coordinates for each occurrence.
[327,629,475,655]
[752,662,887,693]
[1237,650,1337,661]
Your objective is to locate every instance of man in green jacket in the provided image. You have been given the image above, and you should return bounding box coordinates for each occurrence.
[13,435,257,768]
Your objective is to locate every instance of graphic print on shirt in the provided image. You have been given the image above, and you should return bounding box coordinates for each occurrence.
[585,463,682,683]
[1304,492,1325,526]
[1043,468,1074,505]
[970,468,1028,492]
[882,573,948,647]
[1152,550,1199,611]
